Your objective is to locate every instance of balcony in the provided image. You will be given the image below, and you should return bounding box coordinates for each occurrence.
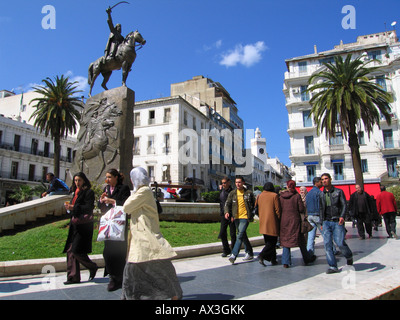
[0,143,72,162]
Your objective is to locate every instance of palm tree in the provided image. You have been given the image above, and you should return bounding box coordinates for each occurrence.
[29,75,83,177]
[307,54,393,187]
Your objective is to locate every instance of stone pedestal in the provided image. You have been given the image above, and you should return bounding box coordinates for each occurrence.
[71,87,134,188]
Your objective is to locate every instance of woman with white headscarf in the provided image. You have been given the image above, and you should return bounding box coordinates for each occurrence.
[121,167,183,300]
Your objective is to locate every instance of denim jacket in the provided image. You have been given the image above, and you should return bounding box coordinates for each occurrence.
[305,186,321,216]
[320,186,347,221]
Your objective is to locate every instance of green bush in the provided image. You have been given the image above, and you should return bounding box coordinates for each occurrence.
[201,191,220,203]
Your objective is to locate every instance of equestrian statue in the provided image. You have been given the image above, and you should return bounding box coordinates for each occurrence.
[88,3,146,96]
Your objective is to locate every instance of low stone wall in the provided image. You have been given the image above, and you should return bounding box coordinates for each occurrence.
[158,202,220,222]
[0,195,70,233]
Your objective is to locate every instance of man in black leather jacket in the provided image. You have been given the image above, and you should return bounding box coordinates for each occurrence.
[320,173,353,274]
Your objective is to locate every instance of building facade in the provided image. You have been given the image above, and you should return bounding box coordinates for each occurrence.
[284,31,400,187]
[133,76,248,192]
[0,114,76,206]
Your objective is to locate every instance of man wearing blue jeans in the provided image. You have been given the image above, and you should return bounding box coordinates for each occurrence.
[306,177,323,256]
[320,173,353,274]
[224,176,255,264]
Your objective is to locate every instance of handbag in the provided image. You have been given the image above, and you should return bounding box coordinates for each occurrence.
[97,206,126,241]
[300,213,313,234]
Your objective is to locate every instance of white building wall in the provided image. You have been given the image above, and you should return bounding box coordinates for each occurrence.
[284,31,400,185]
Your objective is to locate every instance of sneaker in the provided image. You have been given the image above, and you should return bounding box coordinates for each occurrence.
[242,253,254,261]
[347,258,353,266]
[221,252,229,257]
[392,231,398,239]
[326,267,339,274]
[228,254,236,264]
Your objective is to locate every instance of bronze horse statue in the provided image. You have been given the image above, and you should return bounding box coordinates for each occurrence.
[88,30,146,96]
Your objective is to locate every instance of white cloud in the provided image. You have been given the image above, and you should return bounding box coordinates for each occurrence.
[220,41,267,68]
[202,39,223,52]
[66,70,89,92]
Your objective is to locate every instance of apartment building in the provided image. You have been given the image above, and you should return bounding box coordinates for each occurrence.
[284,31,400,191]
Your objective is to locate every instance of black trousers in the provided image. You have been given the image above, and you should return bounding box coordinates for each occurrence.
[218,216,236,254]
[356,212,372,238]
[259,235,278,262]
[383,212,397,237]
[103,240,127,280]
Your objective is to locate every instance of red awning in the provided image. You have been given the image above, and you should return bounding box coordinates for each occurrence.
[296,182,381,200]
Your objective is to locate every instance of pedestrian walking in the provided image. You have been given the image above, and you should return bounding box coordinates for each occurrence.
[279,180,316,268]
[218,177,236,257]
[63,172,98,285]
[256,182,281,266]
[98,169,131,291]
[306,177,323,256]
[121,167,182,300]
[349,184,373,239]
[224,176,255,264]
[376,185,398,239]
[320,173,353,274]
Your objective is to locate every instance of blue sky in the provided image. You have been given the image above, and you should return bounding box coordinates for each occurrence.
[1,0,399,166]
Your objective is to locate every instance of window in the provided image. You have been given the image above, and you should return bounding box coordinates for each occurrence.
[361,159,368,173]
[304,136,315,154]
[28,164,35,181]
[44,142,50,157]
[333,162,344,180]
[183,111,188,126]
[164,108,171,123]
[300,85,309,101]
[358,131,365,145]
[133,137,140,155]
[329,132,343,145]
[164,133,170,154]
[147,136,155,154]
[148,110,155,125]
[42,167,48,181]
[162,165,171,181]
[306,165,316,182]
[14,135,21,152]
[386,157,397,178]
[31,138,39,155]
[376,76,387,91]
[147,166,155,180]
[67,148,72,162]
[134,112,140,126]
[368,50,382,61]
[298,61,307,74]
[302,110,312,127]
[11,161,19,179]
[383,129,394,148]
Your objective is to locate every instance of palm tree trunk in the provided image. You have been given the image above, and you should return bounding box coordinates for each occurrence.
[54,134,61,178]
[348,127,364,188]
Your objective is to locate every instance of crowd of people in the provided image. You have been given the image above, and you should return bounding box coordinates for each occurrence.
[44,167,397,300]
[219,174,398,274]
[61,167,182,300]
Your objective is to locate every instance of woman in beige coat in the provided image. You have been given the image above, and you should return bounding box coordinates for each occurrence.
[256,182,281,266]
[121,167,183,300]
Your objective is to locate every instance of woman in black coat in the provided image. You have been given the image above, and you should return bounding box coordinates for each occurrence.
[98,169,131,291]
[63,172,98,285]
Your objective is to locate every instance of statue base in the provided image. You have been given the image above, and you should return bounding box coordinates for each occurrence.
[71,86,134,188]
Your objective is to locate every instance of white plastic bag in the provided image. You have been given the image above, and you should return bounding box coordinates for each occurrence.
[97,206,126,241]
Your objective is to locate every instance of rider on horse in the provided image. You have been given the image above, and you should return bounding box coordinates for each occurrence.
[104,7,124,62]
